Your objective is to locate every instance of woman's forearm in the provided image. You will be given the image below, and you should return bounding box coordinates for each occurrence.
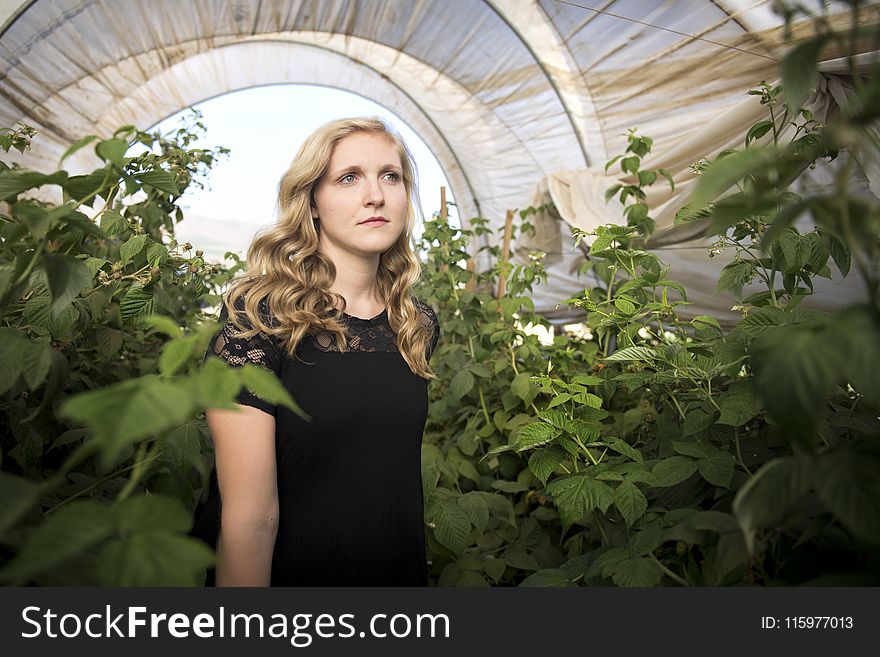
[215,510,278,586]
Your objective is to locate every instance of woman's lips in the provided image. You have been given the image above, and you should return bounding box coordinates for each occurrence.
[359,217,389,226]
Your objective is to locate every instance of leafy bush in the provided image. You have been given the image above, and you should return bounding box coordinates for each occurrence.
[0,114,300,585]
[416,5,880,586]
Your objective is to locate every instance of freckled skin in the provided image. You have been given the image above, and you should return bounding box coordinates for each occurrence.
[312,132,408,259]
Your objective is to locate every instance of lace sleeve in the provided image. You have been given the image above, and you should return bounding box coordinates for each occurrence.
[205,298,283,416]
[413,297,441,361]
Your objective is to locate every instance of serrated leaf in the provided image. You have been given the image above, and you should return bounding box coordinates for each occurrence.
[780,36,828,113]
[732,456,812,554]
[159,337,196,376]
[95,138,128,167]
[97,533,214,586]
[520,568,572,587]
[0,471,44,535]
[511,372,532,401]
[611,556,663,587]
[0,501,115,583]
[119,283,153,322]
[716,260,757,298]
[41,253,93,317]
[697,449,735,488]
[650,456,698,487]
[604,346,656,362]
[119,234,148,266]
[115,494,193,534]
[432,501,471,555]
[528,445,565,485]
[813,437,880,546]
[457,493,490,533]
[546,474,614,531]
[450,369,475,399]
[136,169,180,196]
[717,383,762,426]
[614,480,647,527]
[20,341,53,390]
[603,436,643,464]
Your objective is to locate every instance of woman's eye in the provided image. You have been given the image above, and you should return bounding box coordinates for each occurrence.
[384,172,401,181]
[339,174,356,184]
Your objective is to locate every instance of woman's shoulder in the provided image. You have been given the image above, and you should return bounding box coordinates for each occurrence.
[411,297,439,327]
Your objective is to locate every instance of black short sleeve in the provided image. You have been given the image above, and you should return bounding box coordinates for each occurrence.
[205,297,283,416]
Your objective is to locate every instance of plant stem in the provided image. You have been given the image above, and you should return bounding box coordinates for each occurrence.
[650,553,690,586]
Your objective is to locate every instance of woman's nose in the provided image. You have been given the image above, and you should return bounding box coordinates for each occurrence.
[364,178,384,206]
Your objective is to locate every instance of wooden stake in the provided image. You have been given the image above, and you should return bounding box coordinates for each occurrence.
[439,186,448,274]
[465,259,476,292]
[496,209,514,299]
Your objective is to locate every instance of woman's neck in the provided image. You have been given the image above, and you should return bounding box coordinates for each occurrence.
[321,244,384,314]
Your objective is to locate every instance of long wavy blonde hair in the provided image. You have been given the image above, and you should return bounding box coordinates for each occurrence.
[222,117,435,380]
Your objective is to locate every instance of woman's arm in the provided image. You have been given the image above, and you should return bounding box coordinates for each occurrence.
[207,404,278,586]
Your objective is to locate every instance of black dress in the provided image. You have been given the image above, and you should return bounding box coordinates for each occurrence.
[191,296,440,586]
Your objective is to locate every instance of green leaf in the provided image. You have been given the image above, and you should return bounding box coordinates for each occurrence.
[614,297,636,314]
[691,315,722,331]
[0,501,115,583]
[97,533,214,586]
[115,494,193,534]
[604,346,656,362]
[732,456,813,554]
[697,448,735,488]
[0,170,68,200]
[119,283,154,322]
[510,372,532,401]
[528,445,565,484]
[514,423,559,452]
[503,545,541,571]
[827,233,851,277]
[682,147,775,221]
[520,568,573,587]
[431,501,471,555]
[752,322,840,446]
[136,169,180,196]
[602,436,643,464]
[59,134,98,166]
[717,382,763,426]
[745,120,774,146]
[778,229,812,274]
[715,259,757,298]
[649,456,698,487]
[95,327,124,357]
[457,493,490,533]
[41,253,93,317]
[95,138,128,167]
[240,364,309,420]
[450,369,475,399]
[158,337,196,376]
[59,375,195,467]
[736,305,789,337]
[119,234,148,266]
[99,210,126,237]
[683,409,715,436]
[547,393,571,408]
[611,556,663,587]
[613,480,647,527]
[142,315,183,338]
[546,474,614,531]
[20,341,53,390]
[813,437,880,546]
[0,471,44,535]
[621,156,640,174]
[780,35,828,113]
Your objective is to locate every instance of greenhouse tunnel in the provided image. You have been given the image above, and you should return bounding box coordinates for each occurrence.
[1,0,877,323]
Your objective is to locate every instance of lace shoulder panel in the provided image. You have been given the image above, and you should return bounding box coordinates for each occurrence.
[413,297,441,360]
[209,297,281,367]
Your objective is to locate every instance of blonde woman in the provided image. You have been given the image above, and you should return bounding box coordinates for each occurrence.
[191,117,440,586]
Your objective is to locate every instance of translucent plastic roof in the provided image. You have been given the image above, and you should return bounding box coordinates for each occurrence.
[1,0,875,320]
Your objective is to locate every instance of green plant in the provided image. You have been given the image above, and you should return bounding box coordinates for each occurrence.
[0,114,302,585]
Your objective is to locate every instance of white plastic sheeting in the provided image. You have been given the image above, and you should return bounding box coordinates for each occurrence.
[0,0,876,321]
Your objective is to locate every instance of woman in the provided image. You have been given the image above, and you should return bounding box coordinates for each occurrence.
[191,117,441,586]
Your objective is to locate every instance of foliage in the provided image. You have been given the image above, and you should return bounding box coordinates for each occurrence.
[417,2,880,586]
[0,112,301,585]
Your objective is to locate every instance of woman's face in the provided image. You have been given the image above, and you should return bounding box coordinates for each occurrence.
[312,131,408,259]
